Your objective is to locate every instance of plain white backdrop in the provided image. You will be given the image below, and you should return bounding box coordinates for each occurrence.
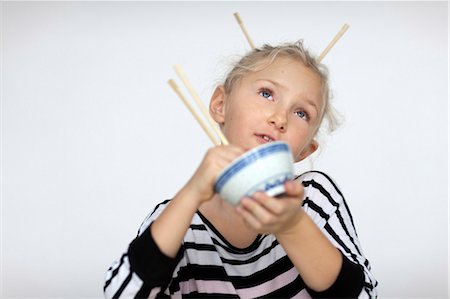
[1,1,448,298]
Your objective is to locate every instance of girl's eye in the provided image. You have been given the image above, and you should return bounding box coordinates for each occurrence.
[259,88,273,100]
[295,110,310,121]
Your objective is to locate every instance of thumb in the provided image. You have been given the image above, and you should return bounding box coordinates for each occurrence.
[284,180,303,197]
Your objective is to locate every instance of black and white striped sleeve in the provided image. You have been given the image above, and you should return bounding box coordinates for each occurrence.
[297,171,378,298]
[104,200,182,299]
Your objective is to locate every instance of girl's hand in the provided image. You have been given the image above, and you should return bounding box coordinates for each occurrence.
[236,180,306,235]
[185,145,245,206]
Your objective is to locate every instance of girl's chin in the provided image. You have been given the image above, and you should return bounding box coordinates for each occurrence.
[228,137,266,152]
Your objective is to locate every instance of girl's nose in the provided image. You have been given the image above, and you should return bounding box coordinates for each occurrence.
[268,110,288,132]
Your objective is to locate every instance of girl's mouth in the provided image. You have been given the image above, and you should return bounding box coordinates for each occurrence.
[255,134,275,143]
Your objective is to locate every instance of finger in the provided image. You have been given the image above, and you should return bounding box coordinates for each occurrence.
[236,204,262,230]
[207,148,241,168]
[226,144,246,155]
[252,192,284,216]
[220,144,245,155]
[215,146,245,162]
[240,197,274,225]
[284,180,303,197]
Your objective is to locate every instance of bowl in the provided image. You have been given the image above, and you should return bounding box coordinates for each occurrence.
[214,141,294,206]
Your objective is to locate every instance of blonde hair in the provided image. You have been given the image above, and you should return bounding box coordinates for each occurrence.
[222,40,341,137]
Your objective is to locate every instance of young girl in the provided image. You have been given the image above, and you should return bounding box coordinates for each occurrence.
[104,41,378,298]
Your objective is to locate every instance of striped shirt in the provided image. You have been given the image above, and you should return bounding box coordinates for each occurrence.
[104,171,378,298]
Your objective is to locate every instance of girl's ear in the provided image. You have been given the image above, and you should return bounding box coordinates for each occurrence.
[209,85,226,124]
[295,140,319,162]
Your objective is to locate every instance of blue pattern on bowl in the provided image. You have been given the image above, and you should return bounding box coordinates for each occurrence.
[214,142,290,193]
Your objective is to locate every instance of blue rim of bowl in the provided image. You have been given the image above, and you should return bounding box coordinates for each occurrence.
[214,142,291,193]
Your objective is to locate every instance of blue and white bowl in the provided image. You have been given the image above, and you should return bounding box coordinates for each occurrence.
[214,141,294,206]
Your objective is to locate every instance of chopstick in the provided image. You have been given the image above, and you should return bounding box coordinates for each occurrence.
[169,65,229,146]
[317,24,349,63]
[168,79,220,145]
[233,12,255,49]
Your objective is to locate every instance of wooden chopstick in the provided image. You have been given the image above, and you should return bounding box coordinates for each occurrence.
[168,79,221,145]
[233,12,255,50]
[172,65,229,146]
[317,24,349,63]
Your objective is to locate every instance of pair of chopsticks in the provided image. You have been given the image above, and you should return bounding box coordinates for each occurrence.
[233,12,349,63]
[168,66,229,146]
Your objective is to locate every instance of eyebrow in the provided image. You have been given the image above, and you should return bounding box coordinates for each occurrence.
[257,79,320,114]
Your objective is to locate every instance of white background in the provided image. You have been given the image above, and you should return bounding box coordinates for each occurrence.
[1,1,448,298]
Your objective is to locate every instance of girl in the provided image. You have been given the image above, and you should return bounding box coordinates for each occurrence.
[104,41,378,298]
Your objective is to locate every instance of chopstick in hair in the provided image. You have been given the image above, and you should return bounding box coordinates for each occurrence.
[233,12,255,50]
[317,24,349,63]
[168,79,221,145]
[172,65,229,146]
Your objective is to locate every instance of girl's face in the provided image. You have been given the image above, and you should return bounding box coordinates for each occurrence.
[210,57,324,162]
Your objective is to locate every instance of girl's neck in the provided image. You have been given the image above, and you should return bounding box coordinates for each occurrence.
[199,195,259,249]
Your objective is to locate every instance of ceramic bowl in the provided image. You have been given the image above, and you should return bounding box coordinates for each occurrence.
[214,141,294,206]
